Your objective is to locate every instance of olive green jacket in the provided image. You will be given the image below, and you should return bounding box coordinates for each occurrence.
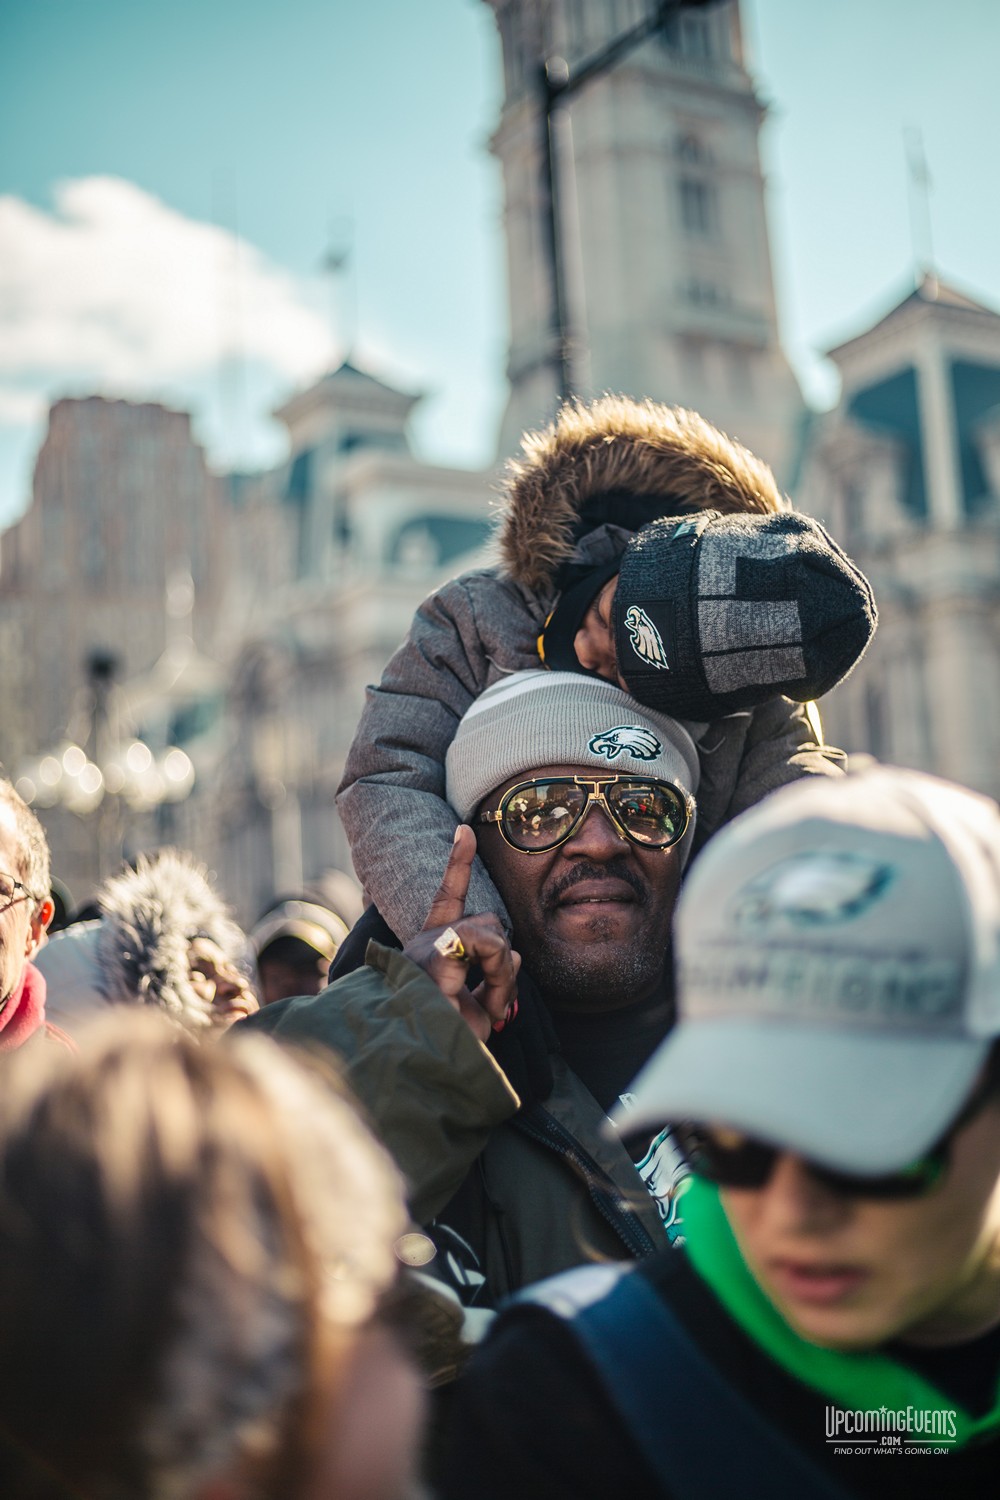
[242,943,664,1302]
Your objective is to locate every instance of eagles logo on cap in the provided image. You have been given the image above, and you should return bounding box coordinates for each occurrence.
[589,725,663,762]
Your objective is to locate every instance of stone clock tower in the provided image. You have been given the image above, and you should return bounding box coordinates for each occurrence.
[483,0,804,480]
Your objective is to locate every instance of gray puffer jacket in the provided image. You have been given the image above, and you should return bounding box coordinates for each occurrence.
[338,398,845,940]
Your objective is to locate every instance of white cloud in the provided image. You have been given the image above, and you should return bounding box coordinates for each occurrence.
[0,389,47,425]
[0,177,337,513]
[0,177,332,385]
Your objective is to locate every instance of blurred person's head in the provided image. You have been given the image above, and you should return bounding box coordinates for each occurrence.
[623,766,1000,1354]
[0,1009,422,1500]
[97,848,257,1034]
[0,777,54,1006]
[251,899,349,1005]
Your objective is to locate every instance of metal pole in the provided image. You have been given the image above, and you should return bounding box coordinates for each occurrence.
[86,650,121,880]
[538,0,721,407]
[539,58,574,404]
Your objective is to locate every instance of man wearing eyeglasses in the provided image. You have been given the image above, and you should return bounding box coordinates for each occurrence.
[244,669,699,1302]
[0,777,64,1053]
[440,766,1000,1499]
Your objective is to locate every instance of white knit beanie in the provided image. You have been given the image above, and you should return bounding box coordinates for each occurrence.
[445,670,700,822]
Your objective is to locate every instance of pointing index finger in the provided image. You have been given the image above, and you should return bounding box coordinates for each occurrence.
[422,824,477,932]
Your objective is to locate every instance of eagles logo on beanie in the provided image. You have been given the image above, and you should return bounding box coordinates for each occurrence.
[613,510,877,720]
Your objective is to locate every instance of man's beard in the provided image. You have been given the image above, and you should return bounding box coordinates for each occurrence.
[526,934,668,1011]
[523,857,670,1011]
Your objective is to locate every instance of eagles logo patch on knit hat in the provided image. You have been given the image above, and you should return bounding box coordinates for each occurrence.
[588,725,662,762]
[613,509,877,720]
[622,607,670,671]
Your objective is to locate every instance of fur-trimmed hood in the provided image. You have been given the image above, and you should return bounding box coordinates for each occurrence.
[96,849,249,1033]
[496,395,787,594]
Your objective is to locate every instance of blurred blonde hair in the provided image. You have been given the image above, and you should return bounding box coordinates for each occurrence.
[0,1009,408,1499]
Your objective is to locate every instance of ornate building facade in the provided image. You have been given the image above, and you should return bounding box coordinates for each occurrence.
[798,275,1000,803]
[212,362,494,921]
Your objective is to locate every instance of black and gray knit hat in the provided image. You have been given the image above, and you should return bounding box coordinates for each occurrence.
[613,510,877,720]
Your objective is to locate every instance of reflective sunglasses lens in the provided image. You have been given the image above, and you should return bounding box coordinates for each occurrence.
[607,780,687,846]
[501,782,587,851]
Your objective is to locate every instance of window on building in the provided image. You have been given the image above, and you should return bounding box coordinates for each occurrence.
[679,177,717,236]
[677,133,712,166]
[683,277,728,307]
[680,13,713,59]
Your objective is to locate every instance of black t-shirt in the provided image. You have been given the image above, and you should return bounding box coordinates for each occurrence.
[440,1250,1000,1500]
[548,989,673,1115]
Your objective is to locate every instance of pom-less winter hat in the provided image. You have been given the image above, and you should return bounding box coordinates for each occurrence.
[445,670,700,824]
[250,899,349,966]
[612,509,877,720]
[616,766,1000,1174]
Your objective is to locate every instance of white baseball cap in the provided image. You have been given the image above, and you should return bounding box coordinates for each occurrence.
[619,765,1000,1174]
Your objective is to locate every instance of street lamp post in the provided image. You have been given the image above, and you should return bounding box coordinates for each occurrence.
[539,0,722,402]
[15,652,195,884]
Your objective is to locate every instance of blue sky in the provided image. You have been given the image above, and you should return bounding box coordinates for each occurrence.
[1,0,997,524]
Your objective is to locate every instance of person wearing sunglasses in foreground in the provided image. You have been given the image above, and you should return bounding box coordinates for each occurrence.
[440,766,1000,1500]
[244,669,700,1307]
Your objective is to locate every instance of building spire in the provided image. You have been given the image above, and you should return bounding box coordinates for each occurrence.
[904,127,936,288]
[321,215,357,364]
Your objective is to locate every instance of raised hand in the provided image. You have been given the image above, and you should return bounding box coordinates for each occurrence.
[402,825,520,1042]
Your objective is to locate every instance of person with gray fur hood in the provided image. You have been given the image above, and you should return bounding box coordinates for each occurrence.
[36,848,258,1037]
[337,395,874,944]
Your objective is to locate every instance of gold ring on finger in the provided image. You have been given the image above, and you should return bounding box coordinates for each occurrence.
[433,926,469,962]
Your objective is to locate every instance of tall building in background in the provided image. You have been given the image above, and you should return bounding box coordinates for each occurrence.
[799,274,1000,802]
[484,0,804,478]
[0,397,224,751]
[0,398,228,897]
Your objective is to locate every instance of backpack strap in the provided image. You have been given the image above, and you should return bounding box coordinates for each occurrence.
[517,1264,850,1500]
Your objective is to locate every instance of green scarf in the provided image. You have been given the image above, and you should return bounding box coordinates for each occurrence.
[682,1177,1000,1447]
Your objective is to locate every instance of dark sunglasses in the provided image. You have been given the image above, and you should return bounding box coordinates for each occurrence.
[478,775,692,855]
[672,1071,998,1202]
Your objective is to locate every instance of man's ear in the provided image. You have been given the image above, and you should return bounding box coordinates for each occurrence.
[26,897,55,957]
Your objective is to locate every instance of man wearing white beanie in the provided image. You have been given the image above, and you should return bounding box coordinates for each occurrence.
[245,670,700,1305]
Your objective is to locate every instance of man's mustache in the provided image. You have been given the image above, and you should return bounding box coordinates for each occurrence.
[543,859,647,911]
